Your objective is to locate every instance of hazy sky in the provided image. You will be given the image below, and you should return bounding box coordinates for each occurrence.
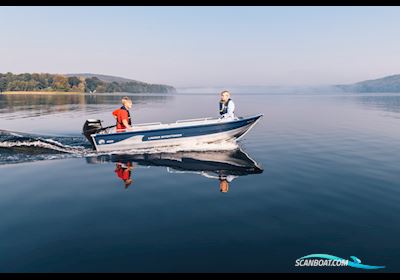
[1,6,400,87]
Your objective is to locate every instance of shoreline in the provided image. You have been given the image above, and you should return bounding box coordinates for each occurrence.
[1,91,84,95]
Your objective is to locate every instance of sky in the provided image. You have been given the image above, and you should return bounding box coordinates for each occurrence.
[1,6,400,88]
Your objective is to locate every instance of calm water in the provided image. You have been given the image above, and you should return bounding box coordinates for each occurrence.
[0,92,399,272]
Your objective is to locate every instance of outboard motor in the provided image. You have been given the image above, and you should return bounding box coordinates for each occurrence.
[82,119,103,149]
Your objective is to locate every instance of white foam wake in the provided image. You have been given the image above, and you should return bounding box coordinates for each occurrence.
[0,139,87,155]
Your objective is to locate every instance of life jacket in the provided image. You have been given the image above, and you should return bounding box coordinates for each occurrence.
[219,99,231,115]
[113,106,132,130]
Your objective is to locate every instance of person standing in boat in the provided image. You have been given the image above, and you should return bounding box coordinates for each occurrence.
[113,96,133,132]
[219,90,236,120]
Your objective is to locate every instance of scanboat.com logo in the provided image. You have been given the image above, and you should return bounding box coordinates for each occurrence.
[295,254,385,270]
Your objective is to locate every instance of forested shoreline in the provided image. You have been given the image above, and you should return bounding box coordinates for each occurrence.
[0,73,175,93]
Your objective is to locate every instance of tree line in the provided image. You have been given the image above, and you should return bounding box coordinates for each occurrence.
[0,73,175,93]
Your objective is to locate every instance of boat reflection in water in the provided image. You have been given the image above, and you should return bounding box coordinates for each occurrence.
[86,148,263,192]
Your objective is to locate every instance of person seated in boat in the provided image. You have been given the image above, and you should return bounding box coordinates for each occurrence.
[112,96,133,132]
[115,161,133,189]
[219,90,235,120]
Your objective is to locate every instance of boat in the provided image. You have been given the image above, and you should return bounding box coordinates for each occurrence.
[86,147,263,177]
[82,114,263,152]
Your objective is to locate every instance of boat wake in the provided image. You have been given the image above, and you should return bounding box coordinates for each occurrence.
[0,129,239,165]
[0,130,91,165]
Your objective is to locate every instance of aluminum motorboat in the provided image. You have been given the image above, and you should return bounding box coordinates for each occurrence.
[83,114,263,152]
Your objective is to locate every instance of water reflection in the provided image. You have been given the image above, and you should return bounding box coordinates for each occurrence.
[86,148,263,192]
[0,93,173,119]
[354,94,400,116]
[114,161,134,189]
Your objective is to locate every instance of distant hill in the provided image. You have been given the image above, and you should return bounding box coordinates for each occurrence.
[0,72,176,93]
[66,73,176,93]
[336,74,400,93]
[65,73,140,84]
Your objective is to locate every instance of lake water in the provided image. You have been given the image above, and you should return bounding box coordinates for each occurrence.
[0,92,399,272]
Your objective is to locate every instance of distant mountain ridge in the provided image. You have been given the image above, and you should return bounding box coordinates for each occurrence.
[336,74,400,93]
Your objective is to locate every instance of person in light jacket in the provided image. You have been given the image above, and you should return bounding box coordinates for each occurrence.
[219,90,235,120]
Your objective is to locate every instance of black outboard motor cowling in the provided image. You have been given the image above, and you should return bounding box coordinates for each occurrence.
[83,119,103,149]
